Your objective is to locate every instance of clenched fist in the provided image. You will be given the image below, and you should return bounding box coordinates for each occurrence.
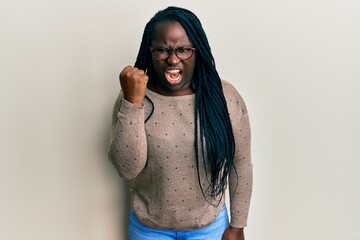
[119,66,149,106]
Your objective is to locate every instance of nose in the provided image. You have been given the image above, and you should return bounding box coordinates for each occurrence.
[167,51,181,65]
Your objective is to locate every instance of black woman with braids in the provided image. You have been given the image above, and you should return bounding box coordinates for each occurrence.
[109,6,253,240]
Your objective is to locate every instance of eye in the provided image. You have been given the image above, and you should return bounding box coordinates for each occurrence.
[158,48,170,53]
[177,48,190,53]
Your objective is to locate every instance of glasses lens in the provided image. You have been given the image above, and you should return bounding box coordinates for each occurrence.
[176,48,193,60]
[153,49,169,60]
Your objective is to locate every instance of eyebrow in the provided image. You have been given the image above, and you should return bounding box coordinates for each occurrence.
[151,45,194,49]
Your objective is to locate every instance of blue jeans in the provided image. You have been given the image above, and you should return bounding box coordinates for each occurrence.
[128,206,229,240]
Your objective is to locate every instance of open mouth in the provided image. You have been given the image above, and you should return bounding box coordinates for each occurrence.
[165,69,182,85]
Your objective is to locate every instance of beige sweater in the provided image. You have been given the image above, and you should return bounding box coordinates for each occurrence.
[109,80,252,230]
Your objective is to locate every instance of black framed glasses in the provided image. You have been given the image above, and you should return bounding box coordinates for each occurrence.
[150,47,196,61]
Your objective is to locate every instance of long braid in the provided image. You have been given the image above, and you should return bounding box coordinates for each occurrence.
[134,6,236,205]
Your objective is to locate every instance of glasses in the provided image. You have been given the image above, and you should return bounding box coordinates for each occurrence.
[150,47,196,61]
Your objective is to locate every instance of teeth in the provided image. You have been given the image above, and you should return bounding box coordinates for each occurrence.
[165,69,181,84]
[167,69,180,73]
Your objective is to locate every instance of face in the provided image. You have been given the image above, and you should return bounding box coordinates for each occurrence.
[150,21,196,96]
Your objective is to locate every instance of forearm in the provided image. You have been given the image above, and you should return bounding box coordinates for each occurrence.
[229,111,253,228]
[108,97,147,180]
[229,161,253,228]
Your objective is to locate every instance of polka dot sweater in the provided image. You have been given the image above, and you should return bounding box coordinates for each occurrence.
[109,80,253,230]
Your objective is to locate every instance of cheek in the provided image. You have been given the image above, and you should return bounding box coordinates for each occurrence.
[152,63,169,83]
[151,60,162,74]
[185,61,196,77]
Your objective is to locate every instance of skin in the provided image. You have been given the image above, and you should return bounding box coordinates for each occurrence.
[222,226,245,240]
[119,21,245,240]
[119,66,148,106]
[148,21,195,96]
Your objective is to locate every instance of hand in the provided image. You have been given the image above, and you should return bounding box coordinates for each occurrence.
[222,226,245,240]
[119,66,149,106]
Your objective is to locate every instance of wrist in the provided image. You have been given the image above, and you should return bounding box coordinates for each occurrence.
[124,96,144,107]
[229,226,243,232]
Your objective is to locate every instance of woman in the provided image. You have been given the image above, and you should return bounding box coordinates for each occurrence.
[109,6,253,240]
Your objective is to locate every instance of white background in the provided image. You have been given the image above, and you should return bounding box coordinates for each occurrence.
[1,0,359,239]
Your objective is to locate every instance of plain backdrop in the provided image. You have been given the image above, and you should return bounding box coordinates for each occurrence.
[1,0,359,239]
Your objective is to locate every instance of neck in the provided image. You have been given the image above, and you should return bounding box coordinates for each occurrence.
[148,80,194,96]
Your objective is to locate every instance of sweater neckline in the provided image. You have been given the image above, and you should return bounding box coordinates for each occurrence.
[146,88,195,101]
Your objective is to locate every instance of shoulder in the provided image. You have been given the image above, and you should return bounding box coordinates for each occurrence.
[221,79,248,115]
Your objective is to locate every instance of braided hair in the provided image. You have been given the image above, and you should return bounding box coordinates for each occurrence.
[134,6,236,205]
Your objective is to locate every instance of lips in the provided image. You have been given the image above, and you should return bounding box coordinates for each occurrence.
[165,69,182,85]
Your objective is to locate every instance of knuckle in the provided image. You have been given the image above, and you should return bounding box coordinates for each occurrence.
[125,70,133,78]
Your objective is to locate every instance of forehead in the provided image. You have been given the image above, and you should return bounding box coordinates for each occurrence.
[151,21,192,46]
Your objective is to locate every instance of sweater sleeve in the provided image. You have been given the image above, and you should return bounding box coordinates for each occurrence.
[226,83,253,228]
[108,91,148,180]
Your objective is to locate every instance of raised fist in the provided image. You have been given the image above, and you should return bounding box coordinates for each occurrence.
[119,66,149,106]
